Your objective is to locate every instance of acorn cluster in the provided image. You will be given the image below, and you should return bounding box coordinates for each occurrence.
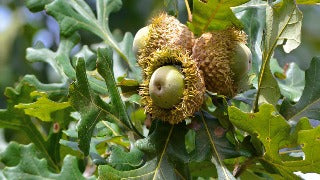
[133,13,252,124]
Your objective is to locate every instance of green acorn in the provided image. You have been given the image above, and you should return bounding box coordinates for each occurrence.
[140,48,205,124]
[192,28,252,97]
[149,65,184,109]
[132,26,149,57]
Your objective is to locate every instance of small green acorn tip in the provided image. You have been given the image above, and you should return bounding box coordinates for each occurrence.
[231,42,252,82]
[132,26,149,57]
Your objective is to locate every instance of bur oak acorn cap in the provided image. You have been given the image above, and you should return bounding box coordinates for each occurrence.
[192,27,250,98]
[139,47,205,124]
[138,13,195,69]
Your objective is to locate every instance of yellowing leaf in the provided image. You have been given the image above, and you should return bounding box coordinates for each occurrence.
[15,91,70,122]
[296,0,320,4]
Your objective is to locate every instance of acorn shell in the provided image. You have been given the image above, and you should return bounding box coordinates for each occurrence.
[138,13,195,69]
[149,65,185,109]
[132,26,150,57]
[192,28,248,98]
[140,48,205,124]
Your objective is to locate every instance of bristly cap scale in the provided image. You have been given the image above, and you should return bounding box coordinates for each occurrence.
[192,28,250,98]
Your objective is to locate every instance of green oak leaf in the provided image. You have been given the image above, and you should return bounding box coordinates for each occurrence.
[107,146,144,171]
[0,83,59,171]
[15,91,70,122]
[96,48,141,136]
[270,59,305,102]
[96,48,131,127]
[130,107,145,134]
[74,45,97,71]
[98,121,190,179]
[98,157,158,180]
[117,77,139,87]
[70,56,136,155]
[239,164,285,180]
[189,111,239,180]
[189,161,217,178]
[280,57,320,122]
[254,0,302,111]
[45,0,141,80]
[190,111,242,162]
[25,0,53,12]
[229,104,320,179]
[0,83,35,130]
[25,33,79,95]
[164,0,178,16]
[187,0,250,35]
[0,142,94,180]
[70,48,141,155]
[25,33,108,96]
[211,156,236,180]
[117,76,140,98]
[59,120,129,165]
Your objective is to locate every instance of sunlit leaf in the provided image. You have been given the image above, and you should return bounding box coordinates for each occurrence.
[270,59,305,102]
[254,0,302,110]
[15,91,70,122]
[296,0,320,4]
[229,104,320,179]
[0,83,59,171]
[188,0,250,35]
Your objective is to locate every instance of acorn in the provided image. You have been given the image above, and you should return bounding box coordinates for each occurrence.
[132,26,149,57]
[149,65,184,109]
[140,47,205,124]
[192,28,252,98]
[135,13,195,69]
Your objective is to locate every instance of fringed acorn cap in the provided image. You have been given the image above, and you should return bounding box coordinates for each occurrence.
[138,13,195,69]
[140,48,205,124]
[192,27,250,98]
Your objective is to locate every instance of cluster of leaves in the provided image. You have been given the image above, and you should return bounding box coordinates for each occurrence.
[1,0,320,179]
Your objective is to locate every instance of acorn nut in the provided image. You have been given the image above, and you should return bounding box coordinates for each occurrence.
[149,65,184,109]
[231,42,252,82]
[132,26,149,57]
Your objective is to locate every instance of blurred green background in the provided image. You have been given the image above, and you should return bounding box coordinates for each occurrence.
[0,0,192,107]
[0,0,190,149]
[0,0,320,148]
